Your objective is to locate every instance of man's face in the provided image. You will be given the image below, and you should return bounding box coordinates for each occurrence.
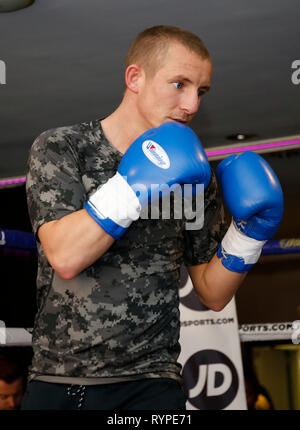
[0,378,24,410]
[136,42,212,129]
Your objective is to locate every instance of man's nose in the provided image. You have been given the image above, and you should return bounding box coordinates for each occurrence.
[180,91,200,115]
[7,396,17,409]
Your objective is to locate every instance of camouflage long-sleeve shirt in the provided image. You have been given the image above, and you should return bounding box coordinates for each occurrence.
[26,118,226,384]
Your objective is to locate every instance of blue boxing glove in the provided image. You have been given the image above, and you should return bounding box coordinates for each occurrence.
[85,121,211,239]
[216,151,284,273]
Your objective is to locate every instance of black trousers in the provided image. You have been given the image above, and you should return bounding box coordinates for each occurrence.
[21,378,187,410]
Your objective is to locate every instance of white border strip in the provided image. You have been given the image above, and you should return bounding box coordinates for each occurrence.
[0,323,298,346]
[239,322,295,342]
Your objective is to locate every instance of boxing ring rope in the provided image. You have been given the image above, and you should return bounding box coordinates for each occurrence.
[2,228,300,254]
[0,228,37,251]
[0,227,299,346]
[205,135,300,161]
[1,134,300,188]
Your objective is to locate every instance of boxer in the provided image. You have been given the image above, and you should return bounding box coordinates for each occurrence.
[23,25,283,410]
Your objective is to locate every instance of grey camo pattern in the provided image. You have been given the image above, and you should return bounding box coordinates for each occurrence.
[26,118,227,382]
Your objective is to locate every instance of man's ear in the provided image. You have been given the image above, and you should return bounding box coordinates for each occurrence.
[125,64,144,93]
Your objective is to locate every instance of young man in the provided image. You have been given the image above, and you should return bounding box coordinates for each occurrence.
[22,25,283,410]
[0,354,26,410]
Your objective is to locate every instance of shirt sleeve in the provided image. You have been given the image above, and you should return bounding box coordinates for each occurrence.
[26,128,86,239]
[183,169,228,266]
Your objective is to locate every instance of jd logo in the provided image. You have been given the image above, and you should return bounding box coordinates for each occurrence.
[182,349,239,409]
[0,60,6,84]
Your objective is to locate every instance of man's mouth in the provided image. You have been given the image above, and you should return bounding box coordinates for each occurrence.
[170,118,188,124]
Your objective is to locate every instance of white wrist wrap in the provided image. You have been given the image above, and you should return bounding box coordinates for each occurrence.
[222,220,267,264]
[88,172,141,227]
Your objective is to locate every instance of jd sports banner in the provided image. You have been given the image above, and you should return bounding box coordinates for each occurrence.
[178,267,247,410]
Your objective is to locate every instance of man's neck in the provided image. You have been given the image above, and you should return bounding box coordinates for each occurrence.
[100,97,149,154]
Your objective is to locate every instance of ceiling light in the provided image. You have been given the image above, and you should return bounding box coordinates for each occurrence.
[0,0,35,13]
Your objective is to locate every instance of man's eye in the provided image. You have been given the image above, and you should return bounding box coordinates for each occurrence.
[173,82,183,89]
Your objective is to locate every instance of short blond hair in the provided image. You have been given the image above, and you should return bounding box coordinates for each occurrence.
[125,25,211,76]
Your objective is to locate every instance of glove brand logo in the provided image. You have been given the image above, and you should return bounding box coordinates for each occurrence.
[182,350,239,409]
[0,60,6,85]
[142,140,170,169]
